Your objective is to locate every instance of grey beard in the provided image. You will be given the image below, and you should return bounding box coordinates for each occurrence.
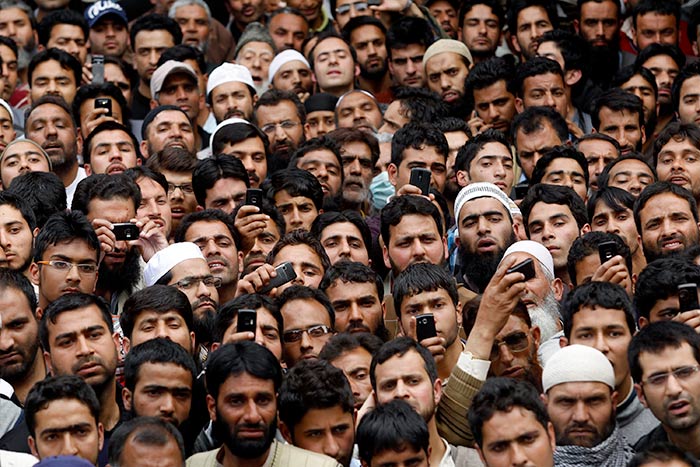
[528,290,561,341]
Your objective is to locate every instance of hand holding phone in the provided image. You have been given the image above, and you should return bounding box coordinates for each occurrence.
[237,309,257,334]
[258,261,297,294]
[410,168,431,195]
[506,258,536,281]
[246,188,263,209]
[416,313,437,342]
[678,283,699,312]
[598,241,617,264]
[92,55,104,84]
[112,223,139,241]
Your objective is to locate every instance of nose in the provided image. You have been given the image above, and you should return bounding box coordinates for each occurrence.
[543,91,555,107]
[176,86,188,100]
[76,334,94,357]
[300,330,313,351]
[202,238,218,257]
[498,342,515,366]
[322,432,341,459]
[592,333,610,355]
[348,158,362,176]
[243,398,263,424]
[410,238,427,260]
[155,321,170,339]
[0,329,14,352]
[60,433,79,456]
[159,393,175,414]
[394,379,409,399]
[477,216,490,234]
[367,42,377,56]
[274,123,286,140]
[572,400,589,423]
[348,301,363,322]
[487,104,499,122]
[440,74,451,90]
[108,146,123,161]
[149,49,159,66]
[289,206,303,229]
[65,263,82,283]
[616,129,628,149]
[406,59,416,75]
[596,21,604,37]
[510,442,530,466]
[665,371,684,396]
[196,278,211,298]
[6,23,16,38]
[338,238,352,258]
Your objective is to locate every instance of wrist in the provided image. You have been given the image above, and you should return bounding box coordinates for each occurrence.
[401,0,413,13]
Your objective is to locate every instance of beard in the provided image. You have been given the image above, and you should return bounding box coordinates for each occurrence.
[588,45,619,86]
[360,60,388,81]
[192,305,217,344]
[341,176,371,207]
[557,412,615,448]
[528,290,561,342]
[97,247,142,294]
[459,233,516,292]
[70,352,117,397]
[445,94,471,120]
[213,409,277,459]
[0,337,39,382]
[643,230,700,263]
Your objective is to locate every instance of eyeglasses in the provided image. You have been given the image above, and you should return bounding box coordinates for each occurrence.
[643,365,700,387]
[172,275,222,290]
[336,1,369,15]
[490,331,529,359]
[167,183,194,194]
[37,260,98,275]
[283,324,333,343]
[261,120,299,135]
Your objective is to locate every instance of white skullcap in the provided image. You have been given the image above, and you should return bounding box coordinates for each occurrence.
[268,49,310,83]
[542,344,615,393]
[144,242,205,287]
[423,39,472,70]
[500,240,554,278]
[150,60,198,99]
[453,182,515,228]
[0,98,13,124]
[207,63,256,98]
[208,117,253,151]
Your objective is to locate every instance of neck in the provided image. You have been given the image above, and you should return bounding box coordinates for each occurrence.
[97,378,120,431]
[616,377,633,405]
[139,80,151,100]
[427,418,446,466]
[10,349,46,405]
[321,83,354,98]
[197,107,210,127]
[222,444,271,467]
[437,339,462,381]
[666,424,700,458]
[632,250,646,277]
[357,73,391,97]
[53,160,78,187]
[218,284,238,305]
[653,114,673,137]
[555,266,571,286]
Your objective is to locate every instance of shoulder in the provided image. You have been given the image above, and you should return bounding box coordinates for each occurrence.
[274,442,342,467]
[186,448,220,467]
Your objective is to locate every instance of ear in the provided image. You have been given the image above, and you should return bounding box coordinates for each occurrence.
[510,34,522,53]
[581,223,591,235]
[638,316,649,329]
[97,422,104,451]
[552,277,564,301]
[382,243,391,269]
[122,387,133,411]
[122,336,131,355]
[206,394,217,421]
[573,19,580,33]
[635,382,648,407]
[559,334,568,348]
[475,444,487,466]
[611,389,619,406]
[515,97,525,113]
[29,262,40,286]
[354,63,360,78]
[28,436,38,458]
[630,26,638,47]
[640,125,646,145]
[84,164,93,176]
[456,169,469,187]
[190,331,196,354]
[149,99,158,110]
[693,40,699,56]
[113,332,123,357]
[304,123,312,140]
[140,140,149,159]
[564,69,582,87]
[455,301,463,328]
[433,376,443,406]
[387,162,398,187]
[43,350,53,376]
[278,420,294,444]
[531,325,541,347]
[210,342,220,352]
[35,307,44,321]
[547,421,556,452]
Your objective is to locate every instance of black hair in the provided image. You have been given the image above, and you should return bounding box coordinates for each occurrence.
[267,229,331,274]
[72,82,129,129]
[213,293,282,343]
[124,166,168,199]
[513,56,564,98]
[123,337,196,391]
[341,15,386,43]
[120,285,194,340]
[174,209,242,250]
[598,153,656,190]
[627,442,698,467]
[192,154,250,207]
[433,117,471,136]
[83,121,141,165]
[157,43,206,75]
[510,106,568,145]
[634,181,698,234]
[587,186,637,222]
[370,337,438,390]
[592,88,645,131]
[263,168,324,212]
[24,95,76,132]
[672,61,700,112]
[611,64,658,99]
[40,293,113,351]
[319,331,384,361]
[566,231,633,287]
[0,36,18,59]
[540,29,591,74]
[385,16,434,58]
[27,47,81,88]
[145,146,198,173]
[520,184,589,233]
[211,121,269,156]
[561,281,636,339]
[459,0,504,29]
[380,195,444,244]
[289,136,343,175]
[108,417,185,467]
[392,86,449,123]
[653,122,700,168]
[530,145,590,189]
[326,127,380,166]
[33,211,99,264]
[575,132,622,158]
[254,88,306,124]
[276,284,336,328]
[393,262,458,318]
[0,190,36,231]
[129,14,182,51]
[0,267,37,313]
[454,128,512,173]
[391,122,448,167]
[6,171,65,229]
[507,0,559,35]
[465,56,517,98]
[37,9,88,48]
[631,0,680,29]
[311,210,372,258]
[308,32,357,72]
[206,341,282,400]
[71,173,142,214]
[141,105,190,141]
[320,260,383,301]
[634,43,685,71]
[104,56,137,89]
[633,257,700,322]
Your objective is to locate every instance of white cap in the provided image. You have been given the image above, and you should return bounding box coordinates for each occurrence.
[150,60,198,99]
[542,344,615,393]
[268,49,310,83]
[144,242,205,287]
[0,98,14,124]
[207,63,256,98]
[500,240,554,278]
[209,117,254,151]
[453,182,515,228]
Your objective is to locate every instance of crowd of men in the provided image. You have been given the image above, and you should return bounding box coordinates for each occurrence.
[2,0,700,465]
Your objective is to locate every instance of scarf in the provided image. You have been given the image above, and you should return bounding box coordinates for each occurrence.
[554,425,635,467]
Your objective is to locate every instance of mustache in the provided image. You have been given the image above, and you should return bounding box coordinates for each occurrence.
[71,355,105,374]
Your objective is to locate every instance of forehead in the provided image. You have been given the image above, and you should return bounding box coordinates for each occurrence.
[530,200,574,219]
[426,52,465,69]
[151,110,189,126]
[28,103,73,123]
[50,24,85,38]
[464,3,497,18]
[518,5,550,23]
[524,72,564,89]
[134,29,175,46]
[169,258,210,281]
[257,100,298,121]
[138,177,166,196]
[278,60,310,74]
[0,7,30,20]
[599,107,639,124]
[49,304,107,331]
[239,41,274,56]
[578,138,617,155]
[351,24,384,40]
[622,73,655,89]
[391,213,440,235]
[401,287,452,305]
[544,156,584,172]
[338,92,377,109]
[375,348,428,377]
[547,380,612,397]
[281,298,331,325]
[475,141,511,159]
[643,54,680,69]
[460,196,509,219]
[609,158,651,175]
[638,341,698,374]
[0,203,30,224]
[4,141,42,156]
[315,37,351,55]
[659,136,700,152]
[175,3,208,16]
[185,219,232,238]
[275,243,321,263]
[92,129,132,144]
[270,12,306,26]
[570,305,630,328]
[322,221,363,238]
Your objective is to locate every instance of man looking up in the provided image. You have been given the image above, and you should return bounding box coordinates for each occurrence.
[423,38,472,118]
[459,0,504,64]
[342,17,391,102]
[309,33,358,98]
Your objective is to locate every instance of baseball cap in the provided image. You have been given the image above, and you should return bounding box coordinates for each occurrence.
[84,0,128,28]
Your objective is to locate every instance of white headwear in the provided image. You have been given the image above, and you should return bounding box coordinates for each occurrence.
[207,63,256,97]
[453,182,516,228]
[542,344,615,393]
[500,240,554,278]
[268,49,310,82]
[144,242,205,287]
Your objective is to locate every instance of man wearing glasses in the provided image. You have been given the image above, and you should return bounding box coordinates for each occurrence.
[254,89,305,174]
[630,321,700,458]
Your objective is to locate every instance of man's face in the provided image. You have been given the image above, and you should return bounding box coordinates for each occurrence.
[297,149,342,198]
[32,239,98,308]
[377,100,409,134]
[642,54,679,107]
[79,96,124,136]
[271,60,313,99]
[325,278,382,334]
[539,157,588,201]
[47,24,88,64]
[472,80,517,133]
[590,202,640,255]
[90,18,129,57]
[236,42,274,92]
[211,81,255,123]
[87,129,137,175]
[124,362,192,427]
[256,101,303,158]
[633,13,678,50]
[445,130,469,193]
[678,76,700,126]
[220,137,267,188]
[567,306,632,390]
[319,221,369,265]
[398,288,461,350]
[384,214,446,275]
[228,0,265,27]
[374,349,440,422]
[185,220,240,290]
[220,306,282,361]
[144,110,195,155]
[25,103,78,171]
[460,4,500,57]
[0,204,34,273]
[128,310,194,353]
[458,197,514,257]
[174,4,210,51]
[466,142,515,193]
[479,407,555,467]
[133,29,175,83]
[105,62,132,105]
[285,0,322,23]
[577,0,619,47]
[596,107,644,156]
[0,141,49,188]
[425,52,469,104]
[168,258,220,323]
[515,122,564,180]
[578,138,618,191]
[639,192,700,261]
[527,201,582,271]
[489,314,540,382]
[30,59,77,105]
[290,406,354,467]
[305,110,335,138]
[280,298,333,366]
[656,137,700,201]
[162,170,197,233]
[273,190,318,231]
[29,398,103,464]
[136,176,172,238]
[389,145,447,192]
[86,196,136,273]
[269,12,308,52]
[271,243,324,290]
[118,435,183,467]
[336,91,382,133]
[0,287,39,384]
[334,0,373,30]
[637,343,700,433]
[0,8,36,51]
[349,25,387,79]
[313,38,357,94]
[242,217,281,275]
[619,74,657,125]
[513,6,554,59]
[606,159,654,196]
[0,44,19,101]
[536,41,565,72]
[339,140,373,203]
[518,72,568,118]
[545,381,616,447]
[328,346,373,408]
[372,447,429,467]
[429,0,458,38]
[389,44,426,88]
[44,305,118,390]
[156,73,200,121]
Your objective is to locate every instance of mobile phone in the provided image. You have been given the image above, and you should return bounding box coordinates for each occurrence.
[514,183,529,200]
[416,313,437,342]
[678,283,699,312]
[245,188,263,209]
[112,223,140,241]
[507,258,536,281]
[95,98,112,117]
[598,241,617,264]
[410,167,431,195]
[367,0,381,5]
[258,261,297,294]
[237,309,257,334]
[92,55,104,84]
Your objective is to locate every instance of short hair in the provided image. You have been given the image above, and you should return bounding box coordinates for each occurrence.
[326,127,380,166]
[507,0,558,36]
[192,154,250,207]
[174,209,242,250]
[123,338,196,391]
[520,184,589,233]
[631,0,680,29]
[356,399,430,464]
[211,121,269,156]
[120,285,194,340]
[592,88,644,131]
[25,375,100,438]
[567,231,632,287]
[510,106,568,144]
[628,321,700,384]
[40,293,113,351]
[267,229,331,272]
[370,337,438,391]
[108,417,186,467]
[311,210,372,257]
[433,117,471,136]
[385,16,434,57]
[33,211,99,263]
[205,341,283,401]
[71,173,142,214]
[391,122,448,168]
[653,122,700,167]
[530,145,590,189]
[213,293,282,342]
[289,136,342,173]
[392,86,449,123]
[320,260,383,301]
[6,171,65,229]
[276,285,336,328]
[598,153,656,190]
[254,89,306,124]
[37,9,88,48]
[83,121,141,166]
[468,377,550,448]
[278,359,354,432]
[0,36,18,59]
[635,43,685,71]
[513,57,564,98]
[0,268,37,313]
[611,64,658,99]
[672,61,700,111]
[575,132,621,157]
[158,44,206,76]
[465,56,517,98]
[264,168,324,212]
[72,83,129,129]
[24,94,76,132]
[459,0,504,29]
[27,47,81,87]
[455,129,511,173]
[145,146,198,173]
[341,16,387,43]
[125,166,168,199]
[634,181,699,233]
[633,257,700,322]
[0,191,36,231]
[586,186,636,222]
[129,14,182,49]
[393,263,458,318]
[141,105,190,141]
[319,331,384,361]
[561,281,636,339]
[627,442,698,467]
[380,195,443,245]
[539,29,591,73]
